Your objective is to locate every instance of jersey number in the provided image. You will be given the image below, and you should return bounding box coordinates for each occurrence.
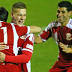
[1,27,7,44]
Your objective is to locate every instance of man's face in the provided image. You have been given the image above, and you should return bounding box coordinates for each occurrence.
[57,7,71,24]
[12,8,26,26]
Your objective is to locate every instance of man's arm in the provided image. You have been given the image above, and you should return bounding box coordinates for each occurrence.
[30,26,41,33]
[0,34,34,63]
[34,23,53,44]
[0,51,32,63]
[34,29,52,44]
[15,25,41,36]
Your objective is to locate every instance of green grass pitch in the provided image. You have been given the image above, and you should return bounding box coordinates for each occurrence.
[0,0,72,72]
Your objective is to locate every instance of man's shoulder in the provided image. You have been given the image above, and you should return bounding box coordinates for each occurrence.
[45,21,61,30]
[66,19,72,29]
[0,21,12,27]
[50,21,61,27]
[69,19,72,25]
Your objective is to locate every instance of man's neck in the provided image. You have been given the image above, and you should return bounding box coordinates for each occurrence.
[61,19,70,26]
[11,19,16,24]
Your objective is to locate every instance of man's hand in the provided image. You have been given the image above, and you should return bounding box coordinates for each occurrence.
[59,42,72,53]
[0,42,7,50]
[34,35,42,44]
[0,52,6,62]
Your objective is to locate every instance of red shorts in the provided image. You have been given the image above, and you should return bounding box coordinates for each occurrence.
[0,63,21,72]
[49,60,72,72]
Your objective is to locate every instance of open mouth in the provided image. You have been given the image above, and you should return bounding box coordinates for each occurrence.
[18,20,24,24]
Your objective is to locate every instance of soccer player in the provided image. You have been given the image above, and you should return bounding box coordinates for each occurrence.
[0,7,8,22]
[11,2,34,72]
[0,5,40,72]
[0,7,8,50]
[0,6,34,72]
[35,1,72,72]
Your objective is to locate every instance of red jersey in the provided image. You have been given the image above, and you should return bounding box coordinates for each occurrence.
[5,33,34,72]
[5,33,34,63]
[0,21,33,72]
[0,21,34,72]
[0,21,34,61]
[40,19,72,61]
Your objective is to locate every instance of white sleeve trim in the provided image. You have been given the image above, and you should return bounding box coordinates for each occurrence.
[22,48,33,53]
[26,44,33,50]
[27,26,30,34]
[42,39,46,42]
[38,34,46,42]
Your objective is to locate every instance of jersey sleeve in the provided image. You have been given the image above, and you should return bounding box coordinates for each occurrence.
[22,33,34,53]
[15,24,30,36]
[40,23,52,41]
[5,34,34,63]
[5,51,32,63]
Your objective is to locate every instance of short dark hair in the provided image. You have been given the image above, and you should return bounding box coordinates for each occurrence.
[58,1,72,11]
[12,2,26,9]
[0,7,8,22]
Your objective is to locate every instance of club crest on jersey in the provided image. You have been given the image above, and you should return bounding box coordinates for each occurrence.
[66,33,72,40]
[20,35,26,39]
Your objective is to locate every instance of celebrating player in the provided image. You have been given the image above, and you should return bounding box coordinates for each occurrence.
[0,6,34,72]
[35,1,72,72]
[11,2,34,72]
[0,3,41,72]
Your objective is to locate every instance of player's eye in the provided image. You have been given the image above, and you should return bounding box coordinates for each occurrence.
[17,14,22,16]
[24,14,26,16]
[57,10,60,13]
[62,11,65,14]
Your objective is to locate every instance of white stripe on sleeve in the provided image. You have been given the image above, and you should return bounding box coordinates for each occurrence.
[22,48,33,53]
[27,26,30,34]
[26,44,33,50]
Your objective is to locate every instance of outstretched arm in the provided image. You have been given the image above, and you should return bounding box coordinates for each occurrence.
[30,26,41,33]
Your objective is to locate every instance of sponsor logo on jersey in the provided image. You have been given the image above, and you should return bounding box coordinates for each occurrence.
[66,33,72,40]
[20,35,26,39]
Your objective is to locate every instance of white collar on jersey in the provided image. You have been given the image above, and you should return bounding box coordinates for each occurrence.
[66,18,72,29]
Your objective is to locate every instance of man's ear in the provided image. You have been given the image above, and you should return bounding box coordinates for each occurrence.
[11,11,13,17]
[69,11,72,16]
[70,11,72,18]
[71,11,72,15]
